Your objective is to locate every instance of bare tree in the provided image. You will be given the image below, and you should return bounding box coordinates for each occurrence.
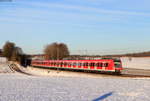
[2,41,15,61]
[11,47,23,61]
[44,42,69,60]
[58,43,69,60]
[2,41,24,61]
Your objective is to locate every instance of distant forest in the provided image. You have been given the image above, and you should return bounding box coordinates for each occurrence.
[103,51,150,57]
[71,51,150,58]
[1,48,150,58]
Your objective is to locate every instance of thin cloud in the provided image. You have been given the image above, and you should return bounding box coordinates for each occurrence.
[26,2,150,16]
[0,5,126,25]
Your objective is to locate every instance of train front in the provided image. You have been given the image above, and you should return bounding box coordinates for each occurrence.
[113,58,123,74]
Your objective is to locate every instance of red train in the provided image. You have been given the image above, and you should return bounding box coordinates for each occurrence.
[31,58,123,74]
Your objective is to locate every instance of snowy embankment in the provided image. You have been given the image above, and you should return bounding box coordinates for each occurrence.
[0,73,150,101]
[0,57,13,73]
[0,63,14,73]
[121,57,150,70]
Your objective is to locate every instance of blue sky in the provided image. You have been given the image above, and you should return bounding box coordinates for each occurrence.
[0,0,150,55]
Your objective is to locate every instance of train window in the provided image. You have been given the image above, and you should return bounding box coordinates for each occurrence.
[93,63,95,67]
[73,63,76,66]
[69,62,72,66]
[60,62,63,66]
[64,62,67,66]
[79,63,82,66]
[89,63,91,66]
[54,62,56,66]
[57,62,59,66]
[67,62,70,66]
[97,63,101,67]
[104,63,109,67]
[106,63,109,67]
[83,63,86,66]
[86,63,88,66]
[69,63,72,66]
[90,63,95,67]
[115,63,121,68]
[83,63,88,66]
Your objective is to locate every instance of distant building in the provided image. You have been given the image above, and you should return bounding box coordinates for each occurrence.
[31,54,45,60]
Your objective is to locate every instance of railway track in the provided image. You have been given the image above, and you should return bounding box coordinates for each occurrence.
[8,63,32,75]
[7,62,150,78]
[28,66,150,78]
[121,68,150,77]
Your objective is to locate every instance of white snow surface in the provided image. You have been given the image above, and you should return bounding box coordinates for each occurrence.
[0,73,150,101]
[121,57,150,70]
[0,63,14,73]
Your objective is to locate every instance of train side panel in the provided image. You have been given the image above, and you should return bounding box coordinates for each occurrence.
[31,59,123,73]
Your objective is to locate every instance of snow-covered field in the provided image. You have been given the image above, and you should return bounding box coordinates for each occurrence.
[121,57,150,70]
[0,73,150,101]
[0,58,150,101]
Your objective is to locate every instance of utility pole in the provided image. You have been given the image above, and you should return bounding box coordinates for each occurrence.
[57,46,59,60]
[57,46,59,73]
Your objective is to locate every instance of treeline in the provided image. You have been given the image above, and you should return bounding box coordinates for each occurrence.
[1,41,70,61]
[1,41,150,62]
[70,51,150,58]
[44,42,70,60]
[103,51,150,57]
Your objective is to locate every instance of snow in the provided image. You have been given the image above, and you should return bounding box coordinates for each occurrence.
[121,57,150,70]
[0,63,14,73]
[0,58,150,101]
[0,73,150,101]
[0,57,7,63]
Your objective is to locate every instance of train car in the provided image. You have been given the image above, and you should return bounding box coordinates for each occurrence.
[31,58,123,74]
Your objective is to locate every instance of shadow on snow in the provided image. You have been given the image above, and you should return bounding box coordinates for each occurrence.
[92,92,114,101]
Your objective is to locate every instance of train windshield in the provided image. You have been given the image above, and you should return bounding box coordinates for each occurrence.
[113,58,122,68]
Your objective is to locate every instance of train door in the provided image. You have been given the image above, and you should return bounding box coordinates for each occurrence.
[60,62,63,67]
[68,61,72,68]
[90,62,95,70]
[103,62,109,70]
[83,62,88,69]
[96,62,102,70]
[64,62,67,68]
[78,62,82,69]
[73,62,77,68]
